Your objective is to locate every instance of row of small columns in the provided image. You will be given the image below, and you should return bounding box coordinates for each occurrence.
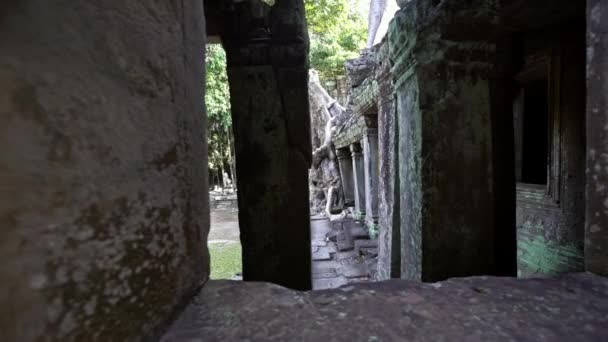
[336,115,379,226]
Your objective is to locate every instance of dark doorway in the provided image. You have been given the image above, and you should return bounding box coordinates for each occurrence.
[519,78,549,185]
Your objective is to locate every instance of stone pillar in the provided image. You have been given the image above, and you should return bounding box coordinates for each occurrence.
[376,40,400,280]
[336,148,355,206]
[351,142,366,217]
[389,2,517,281]
[586,0,608,276]
[221,0,312,290]
[363,115,380,228]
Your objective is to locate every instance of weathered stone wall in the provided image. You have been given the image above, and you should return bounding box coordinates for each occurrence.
[324,76,348,108]
[333,51,377,150]
[334,115,368,149]
[385,0,590,281]
[0,1,208,340]
[586,0,608,276]
[390,0,514,281]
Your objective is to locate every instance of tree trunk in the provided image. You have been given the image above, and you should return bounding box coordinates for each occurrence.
[308,70,346,217]
[367,0,388,48]
[229,128,237,188]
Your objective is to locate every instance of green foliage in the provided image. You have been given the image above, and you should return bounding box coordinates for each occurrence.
[306,0,367,79]
[209,242,242,279]
[305,0,348,34]
[206,44,231,128]
[205,45,232,173]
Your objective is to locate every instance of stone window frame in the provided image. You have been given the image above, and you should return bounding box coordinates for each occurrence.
[513,47,563,208]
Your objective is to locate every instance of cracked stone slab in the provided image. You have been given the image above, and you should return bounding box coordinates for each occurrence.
[340,264,370,278]
[312,248,332,261]
[334,250,359,261]
[162,273,608,342]
[312,261,342,273]
[344,221,370,239]
[336,228,355,251]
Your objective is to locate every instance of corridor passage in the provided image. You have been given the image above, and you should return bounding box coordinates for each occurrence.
[311,217,378,289]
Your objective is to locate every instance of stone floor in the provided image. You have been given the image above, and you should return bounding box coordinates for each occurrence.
[208,207,240,243]
[311,217,378,289]
[161,273,608,341]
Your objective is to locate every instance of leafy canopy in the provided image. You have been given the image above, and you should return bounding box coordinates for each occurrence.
[305,0,367,79]
[206,44,231,129]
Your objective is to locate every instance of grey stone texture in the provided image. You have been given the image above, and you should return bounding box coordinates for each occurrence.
[323,76,348,109]
[162,273,608,342]
[345,49,375,89]
[2,0,608,341]
[337,40,401,280]
[0,1,209,341]
[383,0,589,281]
[220,0,312,290]
[336,148,355,205]
[390,0,510,281]
[363,119,380,227]
[350,143,366,216]
[311,218,377,289]
[586,0,608,276]
[375,39,401,280]
[333,114,368,149]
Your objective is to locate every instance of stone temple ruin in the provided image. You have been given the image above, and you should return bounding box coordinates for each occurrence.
[312,2,585,280]
[313,0,593,282]
[1,0,608,341]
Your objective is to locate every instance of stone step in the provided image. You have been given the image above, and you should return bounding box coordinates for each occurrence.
[312,246,337,261]
[312,276,349,290]
[333,250,359,261]
[354,239,377,249]
[340,264,370,278]
[350,226,369,239]
[355,239,378,257]
[336,229,355,251]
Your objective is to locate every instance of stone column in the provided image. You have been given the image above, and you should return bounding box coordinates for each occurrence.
[586,0,608,276]
[336,148,355,206]
[375,40,400,280]
[389,3,517,281]
[221,0,312,290]
[351,142,366,217]
[363,115,380,228]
